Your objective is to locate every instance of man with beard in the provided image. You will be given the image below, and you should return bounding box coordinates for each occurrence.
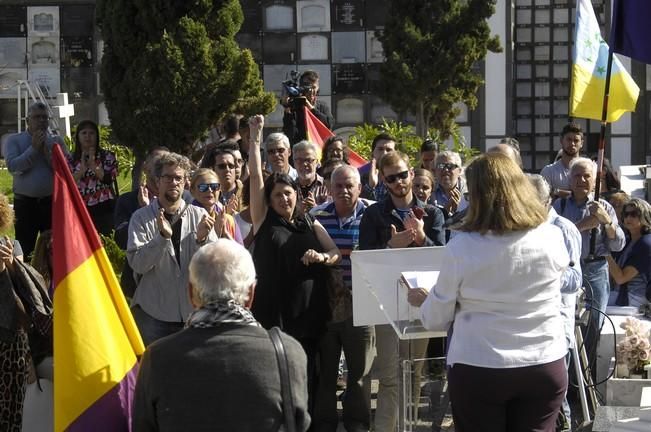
[359,151,445,432]
[541,122,584,199]
[359,133,396,203]
[310,165,375,432]
[293,140,328,212]
[202,145,244,215]
[127,152,218,345]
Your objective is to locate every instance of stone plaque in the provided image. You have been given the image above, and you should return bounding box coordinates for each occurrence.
[28,66,60,97]
[331,31,365,63]
[333,63,365,94]
[262,32,296,64]
[297,0,330,33]
[28,36,59,65]
[263,64,297,95]
[299,33,329,62]
[365,0,389,30]
[365,63,381,94]
[28,6,59,36]
[299,64,331,94]
[0,6,27,37]
[335,96,364,124]
[61,37,93,68]
[0,38,27,68]
[366,30,384,63]
[333,0,363,31]
[369,96,397,123]
[0,68,27,99]
[61,5,94,37]
[263,2,294,31]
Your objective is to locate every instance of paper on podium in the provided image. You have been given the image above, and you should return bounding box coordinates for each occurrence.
[351,246,447,339]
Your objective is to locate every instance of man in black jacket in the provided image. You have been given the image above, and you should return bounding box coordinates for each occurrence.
[359,151,445,432]
[283,70,334,145]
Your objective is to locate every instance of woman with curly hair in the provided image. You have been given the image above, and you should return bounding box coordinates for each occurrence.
[608,198,651,307]
[68,120,118,235]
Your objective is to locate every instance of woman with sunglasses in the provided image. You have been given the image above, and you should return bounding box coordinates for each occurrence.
[607,198,651,308]
[420,153,570,432]
[189,168,242,244]
[247,114,341,417]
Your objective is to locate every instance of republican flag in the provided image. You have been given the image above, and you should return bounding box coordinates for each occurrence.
[611,0,651,65]
[569,0,639,122]
[304,106,366,168]
[52,144,145,431]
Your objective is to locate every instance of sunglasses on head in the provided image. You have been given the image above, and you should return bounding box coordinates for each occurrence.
[623,209,640,218]
[384,170,409,184]
[197,183,219,193]
[437,162,459,171]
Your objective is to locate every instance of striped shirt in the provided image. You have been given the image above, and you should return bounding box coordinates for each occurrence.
[310,199,373,289]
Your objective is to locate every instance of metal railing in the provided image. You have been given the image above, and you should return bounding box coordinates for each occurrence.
[16,80,60,134]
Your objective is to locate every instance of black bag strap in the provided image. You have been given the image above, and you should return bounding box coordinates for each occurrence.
[268,326,296,432]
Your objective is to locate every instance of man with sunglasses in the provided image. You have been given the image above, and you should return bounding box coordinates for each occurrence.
[127,152,218,346]
[264,132,298,180]
[359,151,445,432]
[433,151,468,217]
[201,144,243,215]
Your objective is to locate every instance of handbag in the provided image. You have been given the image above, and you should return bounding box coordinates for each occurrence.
[268,326,297,432]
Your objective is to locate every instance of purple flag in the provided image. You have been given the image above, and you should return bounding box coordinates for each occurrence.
[611,0,651,64]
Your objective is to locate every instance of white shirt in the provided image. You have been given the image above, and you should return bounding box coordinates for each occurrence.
[420,223,570,368]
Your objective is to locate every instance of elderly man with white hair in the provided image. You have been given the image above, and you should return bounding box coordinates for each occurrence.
[265,132,298,180]
[552,157,625,369]
[293,140,328,212]
[132,239,310,432]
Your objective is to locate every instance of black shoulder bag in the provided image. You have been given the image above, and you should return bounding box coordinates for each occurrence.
[268,326,297,432]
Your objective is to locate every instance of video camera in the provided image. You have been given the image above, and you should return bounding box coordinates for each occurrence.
[281,71,313,108]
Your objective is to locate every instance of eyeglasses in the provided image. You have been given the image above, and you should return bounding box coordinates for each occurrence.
[267,147,287,155]
[384,170,409,184]
[295,157,316,165]
[437,162,459,171]
[159,174,186,184]
[216,163,236,170]
[197,183,219,193]
[622,210,640,218]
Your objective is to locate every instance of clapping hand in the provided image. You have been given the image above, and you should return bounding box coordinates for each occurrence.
[197,214,215,242]
[403,211,426,246]
[368,158,379,189]
[388,224,416,249]
[157,209,172,239]
[0,237,14,273]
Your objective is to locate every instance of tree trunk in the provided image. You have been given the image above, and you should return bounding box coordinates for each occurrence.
[416,103,425,137]
[131,154,144,193]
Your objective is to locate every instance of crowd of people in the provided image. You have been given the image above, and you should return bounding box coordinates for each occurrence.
[2,99,651,432]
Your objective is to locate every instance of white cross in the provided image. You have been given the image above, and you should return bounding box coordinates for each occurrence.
[53,93,75,139]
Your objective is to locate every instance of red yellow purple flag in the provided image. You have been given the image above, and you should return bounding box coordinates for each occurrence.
[304,106,366,168]
[52,144,144,431]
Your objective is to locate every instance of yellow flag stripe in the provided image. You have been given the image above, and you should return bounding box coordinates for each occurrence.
[570,63,640,122]
[53,249,142,431]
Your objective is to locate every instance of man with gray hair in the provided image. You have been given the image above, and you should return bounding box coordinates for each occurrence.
[293,140,328,212]
[5,102,67,257]
[132,240,310,431]
[310,164,375,432]
[265,132,297,180]
[128,152,218,345]
[529,173,582,430]
[552,157,625,367]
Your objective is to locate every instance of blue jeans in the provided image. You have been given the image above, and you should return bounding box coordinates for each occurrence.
[582,260,609,363]
[131,305,184,346]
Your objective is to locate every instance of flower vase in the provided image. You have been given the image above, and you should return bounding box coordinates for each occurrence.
[616,363,630,378]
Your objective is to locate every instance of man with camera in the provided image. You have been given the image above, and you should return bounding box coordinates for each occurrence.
[282,70,334,145]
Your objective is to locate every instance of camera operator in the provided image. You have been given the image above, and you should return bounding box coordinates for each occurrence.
[282,70,334,145]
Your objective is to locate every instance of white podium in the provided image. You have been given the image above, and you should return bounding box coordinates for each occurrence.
[352,246,449,431]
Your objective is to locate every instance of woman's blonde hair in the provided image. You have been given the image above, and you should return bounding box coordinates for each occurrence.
[0,193,14,232]
[457,153,547,235]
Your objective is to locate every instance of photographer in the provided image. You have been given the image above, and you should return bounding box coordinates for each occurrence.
[282,70,334,145]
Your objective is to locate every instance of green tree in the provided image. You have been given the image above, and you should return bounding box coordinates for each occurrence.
[97,0,275,162]
[378,0,501,137]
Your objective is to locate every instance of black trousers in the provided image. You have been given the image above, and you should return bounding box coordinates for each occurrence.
[13,194,52,258]
[448,357,567,432]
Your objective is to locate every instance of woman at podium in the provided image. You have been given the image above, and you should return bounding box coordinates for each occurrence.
[420,153,570,432]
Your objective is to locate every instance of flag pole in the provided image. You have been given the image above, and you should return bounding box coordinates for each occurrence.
[587,47,614,259]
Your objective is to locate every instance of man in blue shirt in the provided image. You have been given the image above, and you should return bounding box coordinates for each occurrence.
[552,157,625,366]
[5,102,66,257]
[310,164,375,432]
